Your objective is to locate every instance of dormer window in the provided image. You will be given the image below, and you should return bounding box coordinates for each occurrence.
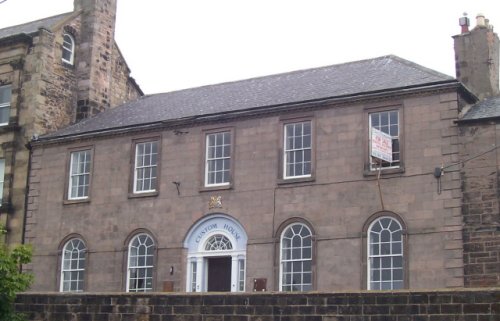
[62,33,75,65]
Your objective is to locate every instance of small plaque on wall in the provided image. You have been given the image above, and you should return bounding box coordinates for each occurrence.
[163,281,174,292]
[253,278,267,291]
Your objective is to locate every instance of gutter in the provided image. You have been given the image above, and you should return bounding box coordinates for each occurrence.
[33,80,462,146]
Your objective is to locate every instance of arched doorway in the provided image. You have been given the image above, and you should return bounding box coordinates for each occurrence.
[183,214,248,292]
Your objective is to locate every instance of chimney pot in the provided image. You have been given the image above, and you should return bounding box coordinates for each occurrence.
[476,13,486,27]
[459,13,470,33]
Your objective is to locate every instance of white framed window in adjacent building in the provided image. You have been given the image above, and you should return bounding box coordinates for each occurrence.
[367,216,404,290]
[62,33,75,65]
[205,131,231,187]
[0,159,5,205]
[280,223,313,292]
[283,121,312,179]
[134,141,159,193]
[60,238,86,292]
[369,110,400,169]
[68,150,91,200]
[0,85,11,126]
[127,233,155,292]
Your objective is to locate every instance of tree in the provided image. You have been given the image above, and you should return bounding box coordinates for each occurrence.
[0,229,33,321]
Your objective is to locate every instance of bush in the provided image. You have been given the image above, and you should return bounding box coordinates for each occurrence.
[0,238,33,321]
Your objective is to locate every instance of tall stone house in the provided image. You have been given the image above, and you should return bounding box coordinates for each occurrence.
[23,14,499,292]
[455,14,500,287]
[0,0,143,245]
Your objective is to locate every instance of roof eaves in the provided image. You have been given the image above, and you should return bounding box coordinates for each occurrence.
[0,33,33,47]
[456,115,500,124]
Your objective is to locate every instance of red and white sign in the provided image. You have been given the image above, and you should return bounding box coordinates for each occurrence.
[371,127,393,163]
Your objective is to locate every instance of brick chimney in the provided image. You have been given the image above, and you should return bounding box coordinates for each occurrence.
[73,0,118,121]
[453,13,500,100]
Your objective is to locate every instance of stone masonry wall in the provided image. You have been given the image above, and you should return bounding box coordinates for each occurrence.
[459,122,500,287]
[14,289,500,321]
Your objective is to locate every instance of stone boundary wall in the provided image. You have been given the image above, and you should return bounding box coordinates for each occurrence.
[15,289,499,321]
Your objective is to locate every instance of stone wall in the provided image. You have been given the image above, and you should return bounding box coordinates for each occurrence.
[459,122,500,287]
[14,289,500,320]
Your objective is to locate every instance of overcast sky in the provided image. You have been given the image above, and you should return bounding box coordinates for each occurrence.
[1,0,499,94]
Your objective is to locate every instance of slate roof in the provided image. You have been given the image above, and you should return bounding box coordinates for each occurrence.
[461,96,500,121]
[41,55,457,141]
[0,12,73,40]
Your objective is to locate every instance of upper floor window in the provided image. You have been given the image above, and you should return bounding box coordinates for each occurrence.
[369,110,400,169]
[127,233,155,292]
[368,216,404,290]
[0,85,11,126]
[68,150,91,200]
[0,159,4,205]
[62,33,75,65]
[134,141,159,193]
[283,121,312,179]
[60,238,86,292]
[280,223,313,291]
[205,131,231,187]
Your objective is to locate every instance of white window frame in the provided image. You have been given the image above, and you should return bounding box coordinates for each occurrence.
[279,223,313,292]
[283,121,312,179]
[205,131,231,187]
[127,233,155,292]
[0,159,5,205]
[238,258,245,292]
[62,33,75,65]
[60,238,86,292]
[68,150,91,200]
[0,85,11,126]
[369,110,400,170]
[190,261,197,292]
[133,141,158,193]
[367,216,404,290]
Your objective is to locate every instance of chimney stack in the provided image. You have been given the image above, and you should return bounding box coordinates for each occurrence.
[453,13,500,100]
[73,0,118,121]
[459,13,470,34]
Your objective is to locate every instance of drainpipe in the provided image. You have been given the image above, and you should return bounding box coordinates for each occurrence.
[22,141,32,247]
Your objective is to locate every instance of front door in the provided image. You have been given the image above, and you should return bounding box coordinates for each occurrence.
[207,257,231,292]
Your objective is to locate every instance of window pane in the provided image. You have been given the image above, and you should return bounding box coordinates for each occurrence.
[0,106,9,124]
[284,121,312,179]
[368,217,404,290]
[205,132,231,186]
[280,223,312,291]
[134,142,158,192]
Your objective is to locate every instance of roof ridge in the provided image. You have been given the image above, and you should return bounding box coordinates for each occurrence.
[148,55,403,96]
[0,11,72,33]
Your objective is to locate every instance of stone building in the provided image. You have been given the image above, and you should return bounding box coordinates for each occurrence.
[23,15,499,293]
[454,14,500,287]
[0,0,143,245]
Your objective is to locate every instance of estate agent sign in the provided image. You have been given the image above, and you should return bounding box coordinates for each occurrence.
[371,127,392,163]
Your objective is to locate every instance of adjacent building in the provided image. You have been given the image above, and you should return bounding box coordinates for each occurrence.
[0,0,143,245]
[21,12,500,292]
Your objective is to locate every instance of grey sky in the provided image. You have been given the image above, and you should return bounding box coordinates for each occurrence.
[1,0,499,94]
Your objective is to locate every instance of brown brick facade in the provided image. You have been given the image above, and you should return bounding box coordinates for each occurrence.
[459,122,500,287]
[25,89,466,292]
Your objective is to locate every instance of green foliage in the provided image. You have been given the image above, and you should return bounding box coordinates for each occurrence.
[0,242,33,321]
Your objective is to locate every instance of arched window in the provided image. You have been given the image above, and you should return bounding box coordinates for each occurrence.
[368,216,404,290]
[280,223,312,291]
[127,233,155,292]
[62,33,75,65]
[60,238,86,292]
[205,234,233,251]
